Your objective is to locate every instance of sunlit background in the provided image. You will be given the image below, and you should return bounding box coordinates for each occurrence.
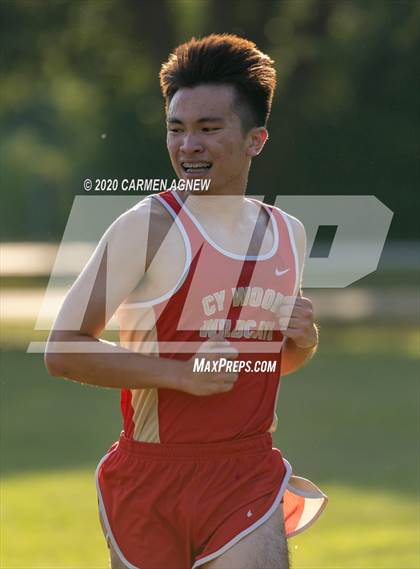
[1,1,419,567]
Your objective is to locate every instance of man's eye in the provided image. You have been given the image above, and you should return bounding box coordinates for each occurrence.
[202,127,220,132]
[168,128,182,133]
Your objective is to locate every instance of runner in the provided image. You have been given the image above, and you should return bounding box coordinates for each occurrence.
[45,34,327,569]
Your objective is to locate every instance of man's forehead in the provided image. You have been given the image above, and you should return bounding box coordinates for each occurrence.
[167,84,237,119]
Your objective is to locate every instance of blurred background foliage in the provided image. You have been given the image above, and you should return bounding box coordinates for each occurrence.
[1,3,419,567]
[1,0,419,241]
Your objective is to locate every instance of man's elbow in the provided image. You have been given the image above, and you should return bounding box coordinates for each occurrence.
[44,328,80,377]
[279,361,301,377]
[44,350,66,377]
[44,331,72,377]
[280,347,317,377]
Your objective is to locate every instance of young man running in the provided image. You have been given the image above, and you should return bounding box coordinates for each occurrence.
[45,34,327,569]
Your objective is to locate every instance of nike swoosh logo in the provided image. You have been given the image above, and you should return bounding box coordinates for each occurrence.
[275,268,290,277]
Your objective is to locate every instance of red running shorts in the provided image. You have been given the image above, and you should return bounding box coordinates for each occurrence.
[96,432,291,569]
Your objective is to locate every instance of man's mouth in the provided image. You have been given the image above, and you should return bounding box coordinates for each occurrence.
[181,161,212,173]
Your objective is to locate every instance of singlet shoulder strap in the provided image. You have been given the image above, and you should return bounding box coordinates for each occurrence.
[144,191,193,273]
[268,203,301,295]
[153,191,207,257]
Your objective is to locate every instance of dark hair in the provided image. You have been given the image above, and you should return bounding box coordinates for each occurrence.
[159,34,276,133]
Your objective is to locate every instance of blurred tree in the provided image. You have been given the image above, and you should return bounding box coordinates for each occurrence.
[1,0,418,240]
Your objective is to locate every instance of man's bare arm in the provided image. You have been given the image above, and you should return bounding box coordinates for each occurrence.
[44,200,180,389]
[44,199,238,395]
[280,214,319,376]
[280,313,318,376]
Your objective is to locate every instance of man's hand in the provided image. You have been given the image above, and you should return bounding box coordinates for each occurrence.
[278,295,318,349]
[179,339,239,396]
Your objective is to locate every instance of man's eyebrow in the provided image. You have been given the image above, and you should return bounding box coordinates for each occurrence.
[166,117,225,124]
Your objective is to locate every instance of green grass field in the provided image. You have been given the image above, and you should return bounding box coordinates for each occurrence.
[1,324,418,568]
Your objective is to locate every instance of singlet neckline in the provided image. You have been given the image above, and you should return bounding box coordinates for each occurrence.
[172,191,279,261]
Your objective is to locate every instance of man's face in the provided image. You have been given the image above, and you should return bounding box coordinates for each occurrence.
[166,84,262,194]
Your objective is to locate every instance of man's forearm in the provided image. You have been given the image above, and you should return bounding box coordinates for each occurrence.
[280,326,318,376]
[44,332,184,390]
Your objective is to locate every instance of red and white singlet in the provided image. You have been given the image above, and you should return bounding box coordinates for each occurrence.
[116,190,299,443]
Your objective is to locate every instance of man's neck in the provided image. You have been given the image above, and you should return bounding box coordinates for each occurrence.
[176,190,250,227]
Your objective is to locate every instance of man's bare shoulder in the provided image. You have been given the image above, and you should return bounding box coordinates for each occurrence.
[268,204,306,250]
[108,195,174,242]
[148,194,176,226]
[112,194,182,274]
[267,205,306,277]
[283,211,306,247]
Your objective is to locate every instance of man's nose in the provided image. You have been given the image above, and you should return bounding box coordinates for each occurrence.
[180,133,204,154]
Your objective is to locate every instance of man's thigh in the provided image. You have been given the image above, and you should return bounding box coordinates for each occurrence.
[201,503,289,569]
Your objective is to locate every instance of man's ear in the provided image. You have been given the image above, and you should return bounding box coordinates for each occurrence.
[246,127,269,157]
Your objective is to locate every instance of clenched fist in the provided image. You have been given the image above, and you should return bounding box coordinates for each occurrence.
[179,338,240,397]
[277,295,318,349]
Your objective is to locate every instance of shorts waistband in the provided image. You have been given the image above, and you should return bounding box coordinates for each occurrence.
[116,432,273,459]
